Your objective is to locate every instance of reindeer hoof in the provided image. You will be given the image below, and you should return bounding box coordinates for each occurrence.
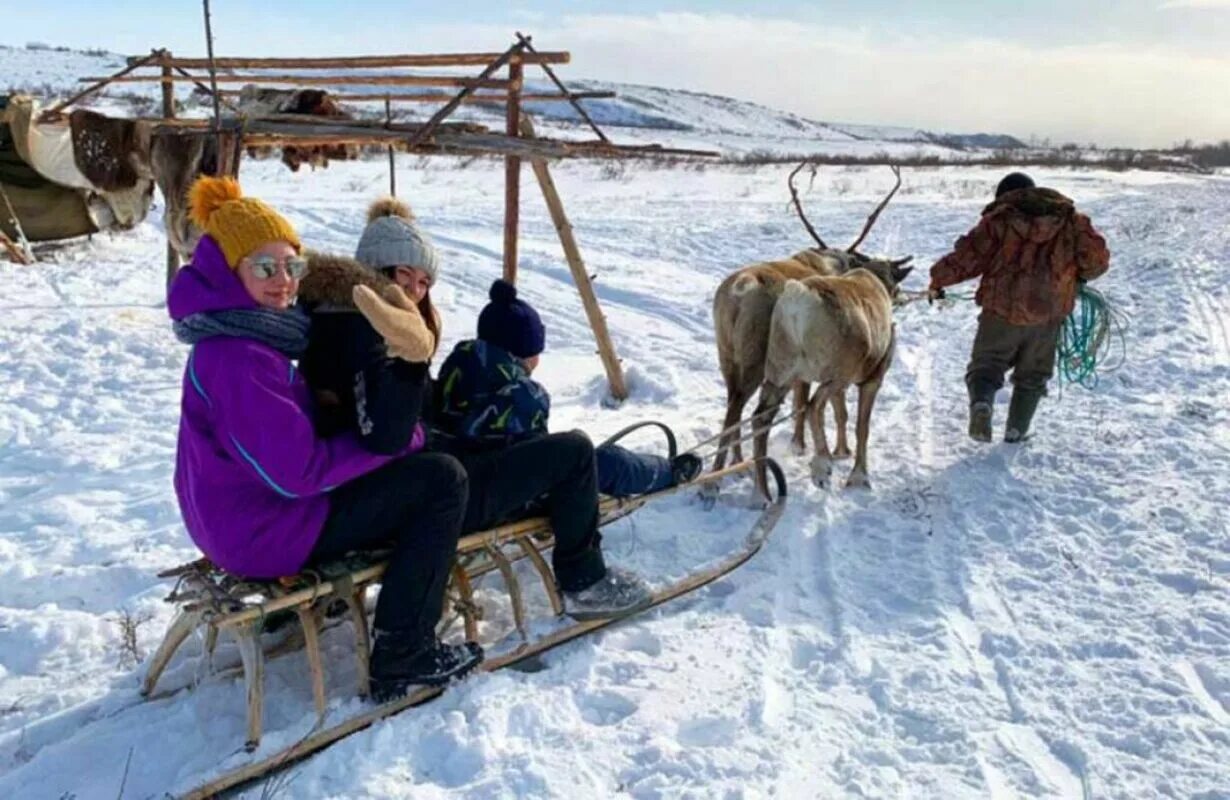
[833,446,853,460]
[699,482,720,510]
[790,439,808,457]
[844,471,871,490]
[809,457,833,489]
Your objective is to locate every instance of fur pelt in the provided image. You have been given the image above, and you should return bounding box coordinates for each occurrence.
[298,250,395,310]
[69,109,152,192]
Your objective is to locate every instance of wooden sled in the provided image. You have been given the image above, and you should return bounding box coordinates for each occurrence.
[142,425,785,797]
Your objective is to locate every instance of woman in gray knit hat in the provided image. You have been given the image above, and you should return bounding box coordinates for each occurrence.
[354,197,442,345]
[302,196,654,628]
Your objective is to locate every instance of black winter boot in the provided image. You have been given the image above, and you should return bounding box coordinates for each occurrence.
[370,633,484,702]
[968,402,993,443]
[670,453,703,486]
[1004,389,1044,443]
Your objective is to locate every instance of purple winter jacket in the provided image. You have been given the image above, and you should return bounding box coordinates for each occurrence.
[169,236,425,578]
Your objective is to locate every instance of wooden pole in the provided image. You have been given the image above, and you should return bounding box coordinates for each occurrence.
[0,184,35,264]
[173,65,241,114]
[265,90,619,103]
[219,90,617,104]
[150,51,569,69]
[515,32,609,144]
[201,0,225,164]
[83,73,513,89]
[0,231,31,265]
[519,115,628,401]
[385,96,396,197]
[503,58,523,284]
[40,49,164,120]
[161,51,179,287]
[401,40,528,152]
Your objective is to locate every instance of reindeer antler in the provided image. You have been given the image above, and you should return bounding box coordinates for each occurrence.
[847,164,902,254]
[787,161,828,250]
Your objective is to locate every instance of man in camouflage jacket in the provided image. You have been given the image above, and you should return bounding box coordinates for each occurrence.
[928,173,1110,442]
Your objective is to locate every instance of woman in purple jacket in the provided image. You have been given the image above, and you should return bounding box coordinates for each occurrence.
[168,176,480,701]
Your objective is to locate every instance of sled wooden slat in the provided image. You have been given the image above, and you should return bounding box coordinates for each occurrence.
[349,586,372,699]
[517,536,563,616]
[297,605,327,723]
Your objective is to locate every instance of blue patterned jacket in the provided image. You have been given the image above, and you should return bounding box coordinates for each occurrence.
[434,339,549,447]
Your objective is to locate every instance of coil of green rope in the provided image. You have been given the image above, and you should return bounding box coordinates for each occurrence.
[1057,283,1127,388]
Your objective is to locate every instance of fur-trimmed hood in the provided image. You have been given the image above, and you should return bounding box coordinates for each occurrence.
[297,250,395,312]
[982,187,1075,245]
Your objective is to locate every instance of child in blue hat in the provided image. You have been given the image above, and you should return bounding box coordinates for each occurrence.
[435,280,702,496]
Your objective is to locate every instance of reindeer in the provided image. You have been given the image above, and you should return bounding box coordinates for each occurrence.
[712,164,911,480]
[752,240,913,495]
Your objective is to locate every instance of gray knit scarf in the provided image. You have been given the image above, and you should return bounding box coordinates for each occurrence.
[173,307,311,358]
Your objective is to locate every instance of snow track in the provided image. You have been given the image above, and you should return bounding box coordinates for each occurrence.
[0,161,1226,798]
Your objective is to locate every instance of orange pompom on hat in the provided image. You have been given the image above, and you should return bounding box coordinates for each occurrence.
[188,176,301,269]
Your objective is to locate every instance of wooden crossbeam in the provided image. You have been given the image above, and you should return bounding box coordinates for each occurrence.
[81,73,514,89]
[217,90,617,104]
[132,52,570,69]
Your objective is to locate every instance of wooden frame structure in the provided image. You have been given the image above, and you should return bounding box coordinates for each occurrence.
[60,37,720,399]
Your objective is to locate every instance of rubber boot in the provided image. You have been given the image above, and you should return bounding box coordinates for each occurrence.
[1004,389,1043,443]
[968,402,993,443]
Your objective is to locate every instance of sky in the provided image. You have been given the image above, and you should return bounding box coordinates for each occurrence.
[2,1,1228,148]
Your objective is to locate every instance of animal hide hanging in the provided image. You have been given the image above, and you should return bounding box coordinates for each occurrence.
[69,109,152,192]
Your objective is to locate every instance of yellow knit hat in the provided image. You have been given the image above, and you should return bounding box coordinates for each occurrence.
[188,176,301,269]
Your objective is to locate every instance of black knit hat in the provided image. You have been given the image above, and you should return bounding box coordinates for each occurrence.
[477,279,546,359]
[995,172,1036,198]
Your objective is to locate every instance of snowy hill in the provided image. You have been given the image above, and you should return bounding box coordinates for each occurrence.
[0,152,1227,797]
[0,42,1026,157]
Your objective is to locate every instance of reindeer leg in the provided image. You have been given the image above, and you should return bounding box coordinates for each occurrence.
[846,379,883,490]
[751,382,790,502]
[790,381,810,456]
[832,389,853,459]
[714,383,749,472]
[807,384,837,489]
[704,383,749,509]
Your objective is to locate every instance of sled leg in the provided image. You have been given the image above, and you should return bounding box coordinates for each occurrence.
[236,620,265,750]
[517,535,563,617]
[141,608,205,697]
[487,545,528,642]
[452,563,480,642]
[348,586,371,699]
[296,605,327,725]
[203,625,219,668]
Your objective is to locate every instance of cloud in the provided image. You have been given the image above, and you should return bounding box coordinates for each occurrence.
[1159,0,1230,8]
[502,13,1230,148]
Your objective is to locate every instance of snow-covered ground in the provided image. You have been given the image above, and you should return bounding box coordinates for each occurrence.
[0,158,1227,799]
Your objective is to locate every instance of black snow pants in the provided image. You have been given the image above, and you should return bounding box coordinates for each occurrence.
[440,430,607,593]
[310,452,468,645]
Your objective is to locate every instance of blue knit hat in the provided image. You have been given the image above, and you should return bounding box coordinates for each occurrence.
[477,279,545,359]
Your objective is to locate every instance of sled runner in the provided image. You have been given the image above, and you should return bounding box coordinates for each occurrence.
[142,423,785,799]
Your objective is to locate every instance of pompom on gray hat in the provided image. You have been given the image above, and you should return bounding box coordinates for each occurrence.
[354,197,440,282]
